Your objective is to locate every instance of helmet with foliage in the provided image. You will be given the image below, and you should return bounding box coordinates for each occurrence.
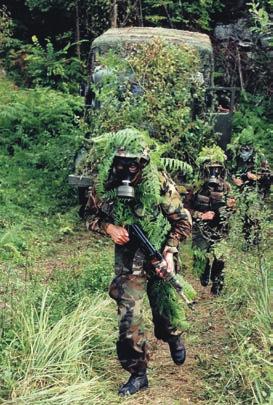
[196,145,227,180]
[228,127,256,163]
[228,126,269,167]
[114,144,150,164]
[196,145,226,166]
[77,127,192,198]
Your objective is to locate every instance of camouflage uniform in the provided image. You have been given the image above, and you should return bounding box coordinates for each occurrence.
[231,154,272,246]
[186,179,233,294]
[85,172,192,374]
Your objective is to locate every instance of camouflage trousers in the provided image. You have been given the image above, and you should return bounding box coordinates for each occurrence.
[109,240,179,374]
[192,223,225,292]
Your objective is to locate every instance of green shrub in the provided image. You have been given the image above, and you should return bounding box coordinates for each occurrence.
[0,77,85,263]
[4,36,85,93]
[205,193,272,404]
[231,94,273,163]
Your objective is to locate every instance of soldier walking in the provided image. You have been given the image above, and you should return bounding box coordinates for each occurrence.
[229,135,272,247]
[84,129,192,396]
[186,146,235,295]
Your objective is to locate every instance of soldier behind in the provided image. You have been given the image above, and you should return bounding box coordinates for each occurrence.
[84,129,192,396]
[186,146,235,295]
[228,132,272,246]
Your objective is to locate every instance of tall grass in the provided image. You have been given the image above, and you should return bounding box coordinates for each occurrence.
[211,203,273,404]
[1,292,118,404]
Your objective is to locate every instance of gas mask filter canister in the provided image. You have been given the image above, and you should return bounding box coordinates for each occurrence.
[111,157,142,199]
[117,180,135,199]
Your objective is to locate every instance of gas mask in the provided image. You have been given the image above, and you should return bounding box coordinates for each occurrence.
[105,155,149,199]
[202,164,226,189]
[239,145,253,162]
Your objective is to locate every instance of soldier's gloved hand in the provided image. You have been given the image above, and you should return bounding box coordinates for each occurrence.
[201,211,215,221]
[154,259,169,278]
[232,176,244,187]
[105,224,129,245]
[246,171,258,181]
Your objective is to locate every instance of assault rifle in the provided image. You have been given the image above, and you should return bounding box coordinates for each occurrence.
[126,224,195,310]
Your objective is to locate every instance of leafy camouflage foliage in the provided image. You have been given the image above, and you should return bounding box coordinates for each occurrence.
[196,145,227,166]
[88,39,215,165]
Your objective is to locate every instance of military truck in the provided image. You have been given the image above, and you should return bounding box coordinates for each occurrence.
[86,27,235,140]
[69,27,235,206]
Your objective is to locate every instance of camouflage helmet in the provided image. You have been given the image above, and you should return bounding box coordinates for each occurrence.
[114,145,150,166]
[109,128,151,166]
[196,145,227,167]
[233,127,254,147]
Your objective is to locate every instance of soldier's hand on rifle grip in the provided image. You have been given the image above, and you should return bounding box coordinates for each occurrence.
[246,171,258,181]
[106,224,129,245]
[232,176,244,187]
[163,251,175,273]
[154,255,174,278]
[201,211,215,221]
[153,259,168,278]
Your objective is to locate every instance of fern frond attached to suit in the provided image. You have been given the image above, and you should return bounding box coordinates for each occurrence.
[160,158,193,175]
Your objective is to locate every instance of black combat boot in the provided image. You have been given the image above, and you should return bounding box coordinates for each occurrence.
[168,335,186,365]
[210,259,224,296]
[118,370,148,396]
[200,259,211,287]
[211,278,223,295]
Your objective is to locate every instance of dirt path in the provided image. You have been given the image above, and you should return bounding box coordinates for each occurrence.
[120,280,229,405]
[41,231,230,405]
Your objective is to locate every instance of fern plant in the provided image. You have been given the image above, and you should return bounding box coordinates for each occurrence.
[78,127,193,250]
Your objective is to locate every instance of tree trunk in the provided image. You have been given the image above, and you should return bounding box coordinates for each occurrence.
[138,0,143,26]
[111,0,118,28]
[75,0,81,59]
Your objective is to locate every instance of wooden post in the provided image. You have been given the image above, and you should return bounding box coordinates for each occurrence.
[236,46,244,91]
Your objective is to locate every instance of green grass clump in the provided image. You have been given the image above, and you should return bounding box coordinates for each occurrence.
[0,292,117,404]
[204,204,272,404]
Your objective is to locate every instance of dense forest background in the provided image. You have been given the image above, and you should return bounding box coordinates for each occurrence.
[0,1,272,404]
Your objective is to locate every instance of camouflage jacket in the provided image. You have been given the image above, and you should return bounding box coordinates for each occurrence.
[84,172,192,250]
[184,179,234,226]
[231,158,272,199]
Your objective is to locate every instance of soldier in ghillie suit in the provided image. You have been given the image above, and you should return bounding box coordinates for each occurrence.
[185,146,235,295]
[228,130,272,246]
[83,129,193,396]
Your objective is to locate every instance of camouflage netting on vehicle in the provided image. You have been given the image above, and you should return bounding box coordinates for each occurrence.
[92,27,213,85]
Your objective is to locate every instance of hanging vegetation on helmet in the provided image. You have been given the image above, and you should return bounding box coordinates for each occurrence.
[78,127,192,248]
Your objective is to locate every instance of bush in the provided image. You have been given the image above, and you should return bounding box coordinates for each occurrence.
[0,76,85,263]
[4,36,85,93]
[231,94,273,163]
[205,193,272,404]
